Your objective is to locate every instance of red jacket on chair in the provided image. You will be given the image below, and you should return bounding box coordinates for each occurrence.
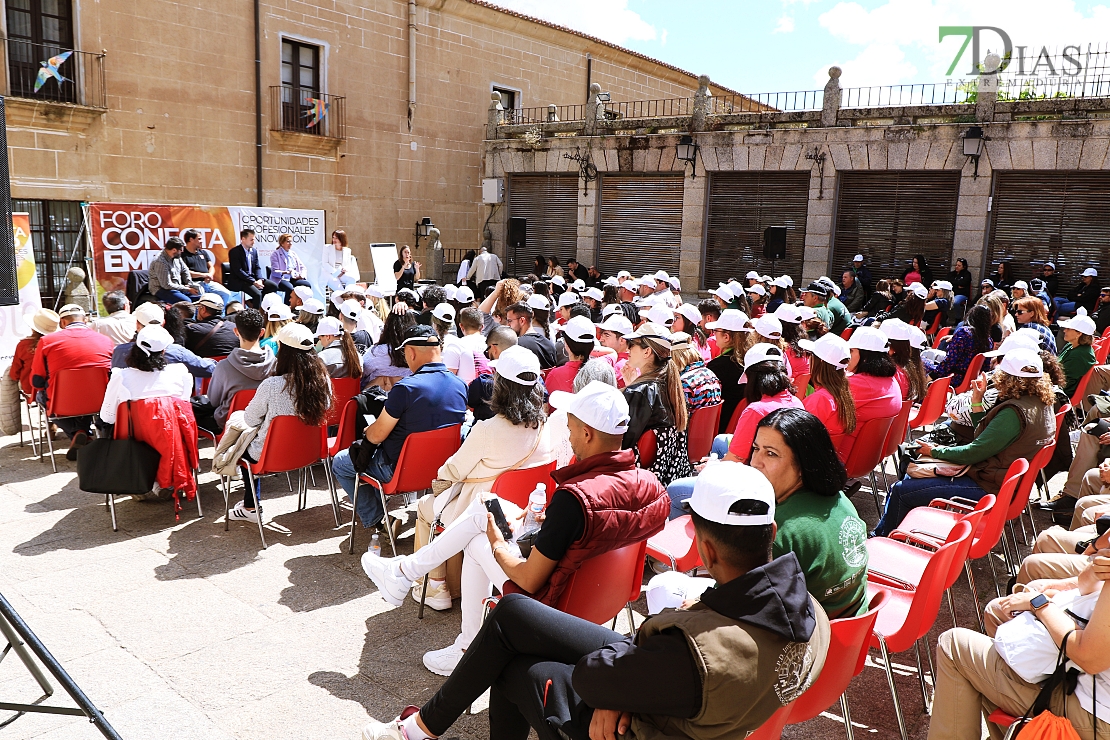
[115,396,199,507]
[504,449,669,606]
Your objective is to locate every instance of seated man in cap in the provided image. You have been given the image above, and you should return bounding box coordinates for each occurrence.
[362,380,669,679]
[31,304,116,459]
[112,303,215,379]
[359,460,828,740]
[184,293,240,358]
[331,325,468,532]
[800,282,833,332]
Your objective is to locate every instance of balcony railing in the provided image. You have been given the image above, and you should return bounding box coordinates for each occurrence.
[2,37,105,108]
[269,85,345,139]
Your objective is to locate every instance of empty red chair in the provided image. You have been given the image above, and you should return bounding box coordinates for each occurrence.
[686,402,723,463]
[646,515,702,572]
[950,353,985,396]
[840,415,894,512]
[867,521,973,740]
[42,366,110,472]
[786,591,886,737]
[931,326,952,349]
[327,376,361,428]
[352,424,462,554]
[320,398,359,528]
[490,461,557,509]
[556,540,647,631]
[907,375,952,435]
[231,415,326,548]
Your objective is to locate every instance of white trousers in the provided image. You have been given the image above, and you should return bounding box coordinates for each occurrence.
[398,497,514,649]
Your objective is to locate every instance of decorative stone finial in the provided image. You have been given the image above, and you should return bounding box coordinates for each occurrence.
[983,52,1001,74]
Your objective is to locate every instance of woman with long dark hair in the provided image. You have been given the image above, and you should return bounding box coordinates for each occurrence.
[925,303,994,386]
[873,284,926,327]
[994,260,1015,293]
[393,245,421,291]
[842,327,902,458]
[99,325,193,424]
[948,257,973,318]
[314,316,363,379]
[361,310,416,391]
[671,304,710,362]
[456,249,477,286]
[800,333,856,452]
[902,254,934,288]
[233,323,332,523]
[774,304,810,378]
[880,319,928,403]
[705,310,753,433]
[533,255,547,276]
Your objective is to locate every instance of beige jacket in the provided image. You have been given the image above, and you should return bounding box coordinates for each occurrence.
[211,410,259,477]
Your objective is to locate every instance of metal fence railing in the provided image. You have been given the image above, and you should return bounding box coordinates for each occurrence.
[502,104,586,124]
[709,91,821,113]
[840,82,976,109]
[2,37,105,108]
[269,85,346,139]
[603,97,693,119]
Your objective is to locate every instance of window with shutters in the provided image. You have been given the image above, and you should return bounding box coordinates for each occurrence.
[704,172,810,289]
[831,171,961,283]
[507,175,578,277]
[597,174,684,279]
[12,199,83,306]
[986,171,1110,287]
[278,38,321,133]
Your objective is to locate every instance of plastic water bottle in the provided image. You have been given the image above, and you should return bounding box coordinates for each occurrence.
[516,483,547,540]
[369,533,381,558]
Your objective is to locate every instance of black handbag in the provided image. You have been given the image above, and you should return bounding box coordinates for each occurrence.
[77,401,161,495]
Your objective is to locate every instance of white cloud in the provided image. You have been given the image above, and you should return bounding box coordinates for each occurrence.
[660,28,668,46]
[489,0,656,45]
[774,15,796,34]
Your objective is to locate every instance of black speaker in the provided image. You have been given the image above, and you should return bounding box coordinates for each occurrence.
[508,217,526,250]
[0,97,15,307]
[763,226,786,261]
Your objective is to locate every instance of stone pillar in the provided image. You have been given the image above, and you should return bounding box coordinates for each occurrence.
[576,150,600,266]
[679,172,708,299]
[584,82,603,137]
[976,52,1000,123]
[802,161,836,284]
[426,227,444,283]
[546,104,559,122]
[487,91,504,140]
[691,74,711,132]
[953,149,993,278]
[821,67,842,127]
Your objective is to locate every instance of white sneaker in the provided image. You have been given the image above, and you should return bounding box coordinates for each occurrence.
[361,552,410,607]
[422,643,464,676]
[411,579,452,611]
[360,718,404,740]
[228,501,259,523]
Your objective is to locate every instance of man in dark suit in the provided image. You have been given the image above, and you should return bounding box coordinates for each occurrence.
[226,228,279,308]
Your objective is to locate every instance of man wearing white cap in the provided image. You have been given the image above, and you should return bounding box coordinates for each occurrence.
[359,459,827,740]
[111,302,215,379]
[817,276,851,334]
[597,313,634,383]
[31,304,116,458]
[99,325,193,426]
[1056,267,1101,316]
[184,293,239,358]
[851,254,872,294]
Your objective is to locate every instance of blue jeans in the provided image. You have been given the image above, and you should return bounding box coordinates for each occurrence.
[873,474,986,536]
[711,434,730,458]
[666,477,696,520]
[330,446,395,527]
[198,281,232,305]
[155,288,197,304]
[1054,298,1078,315]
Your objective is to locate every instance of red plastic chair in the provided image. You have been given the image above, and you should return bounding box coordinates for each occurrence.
[867,521,973,740]
[352,424,462,554]
[490,461,557,509]
[231,415,326,548]
[686,402,723,463]
[987,709,1022,740]
[1006,406,1067,556]
[931,326,952,349]
[555,540,647,632]
[786,591,887,736]
[840,415,895,513]
[198,388,256,445]
[746,702,795,740]
[646,515,702,572]
[1096,339,1110,365]
[1069,365,1097,422]
[792,372,811,399]
[878,399,914,489]
[950,353,986,396]
[925,312,943,339]
[637,429,658,469]
[327,376,361,428]
[42,366,110,473]
[906,375,952,435]
[723,399,748,435]
[197,355,228,396]
[321,398,359,528]
[840,327,854,340]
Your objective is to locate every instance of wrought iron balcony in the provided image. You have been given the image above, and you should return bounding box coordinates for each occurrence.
[270,86,345,139]
[2,37,105,108]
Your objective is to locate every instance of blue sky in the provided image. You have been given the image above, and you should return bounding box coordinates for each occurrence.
[495,0,1110,94]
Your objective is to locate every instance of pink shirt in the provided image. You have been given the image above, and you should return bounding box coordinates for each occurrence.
[893,366,910,401]
[544,360,582,395]
[727,390,805,462]
[840,372,902,458]
[786,347,810,379]
[803,388,846,454]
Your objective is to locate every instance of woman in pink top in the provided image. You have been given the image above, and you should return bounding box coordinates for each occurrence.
[775,304,811,379]
[840,327,902,458]
[544,316,596,394]
[799,333,856,455]
[724,343,804,463]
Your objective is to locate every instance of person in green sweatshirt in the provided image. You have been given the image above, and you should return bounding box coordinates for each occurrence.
[1057,307,1098,398]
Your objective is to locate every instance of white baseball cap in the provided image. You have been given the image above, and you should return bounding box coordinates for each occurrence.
[455,285,475,303]
[684,461,776,527]
[743,342,786,373]
[292,285,314,304]
[571,279,586,292]
[339,299,361,321]
[983,330,1041,357]
[999,348,1044,379]
[712,285,734,303]
[432,303,456,323]
[878,317,914,342]
[746,284,766,297]
[549,275,566,287]
[774,303,803,324]
[907,326,929,351]
[314,316,343,337]
[526,294,550,311]
[745,271,761,280]
[705,309,751,333]
[669,331,692,351]
[442,285,458,301]
[772,275,792,289]
[932,280,954,291]
[1011,280,1029,291]
[549,380,631,436]
[58,303,85,319]
[616,270,632,280]
[134,302,165,327]
[668,276,681,290]
[601,303,623,318]
[1060,306,1097,336]
[559,315,597,343]
[797,306,817,321]
[300,298,325,316]
[908,282,928,299]
[584,287,604,302]
[853,254,864,262]
[261,292,284,313]
[365,284,385,300]
[276,322,314,350]
[643,304,675,326]
[136,325,173,355]
[727,281,746,298]
[197,292,224,311]
[622,322,672,347]
[753,314,782,339]
[1083,268,1099,277]
[654,270,671,282]
[675,303,702,326]
[267,304,293,322]
[799,333,851,369]
[491,345,542,386]
[847,326,889,353]
[598,314,634,336]
[558,292,580,309]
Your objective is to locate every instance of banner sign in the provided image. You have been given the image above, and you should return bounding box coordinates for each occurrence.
[0,213,42,367]
[87,203,327,301]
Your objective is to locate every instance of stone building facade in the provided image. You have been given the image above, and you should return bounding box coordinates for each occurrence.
[483,66,1110,294]
[2,0,734,301]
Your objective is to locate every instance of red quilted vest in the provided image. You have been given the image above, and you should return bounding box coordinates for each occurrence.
[504,449,669,606]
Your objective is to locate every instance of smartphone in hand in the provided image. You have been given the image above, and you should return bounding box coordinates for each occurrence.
[483,498,514,541]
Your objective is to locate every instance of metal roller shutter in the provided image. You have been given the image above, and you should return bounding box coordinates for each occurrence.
[597,174,684,278]
[832,171,961,283]
[507,174,578,277]
[987,171,1110,287]
[704,172,810,289]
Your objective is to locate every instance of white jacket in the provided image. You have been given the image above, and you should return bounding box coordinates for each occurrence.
[211,410,260,477]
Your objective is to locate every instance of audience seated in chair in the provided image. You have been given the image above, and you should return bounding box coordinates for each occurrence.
[112,303,215,379]
[191,308,275,435]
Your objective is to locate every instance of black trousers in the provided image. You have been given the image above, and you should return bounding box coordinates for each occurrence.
[420,593,623,740]
[237,279,280,308]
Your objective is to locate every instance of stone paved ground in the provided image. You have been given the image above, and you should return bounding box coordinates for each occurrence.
[0,421,1063,740]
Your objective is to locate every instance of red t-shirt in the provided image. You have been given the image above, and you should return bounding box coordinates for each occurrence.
[840,372,901,458]
[30,324,114,399]
[544,360,582,395]
[727,390,805,462]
